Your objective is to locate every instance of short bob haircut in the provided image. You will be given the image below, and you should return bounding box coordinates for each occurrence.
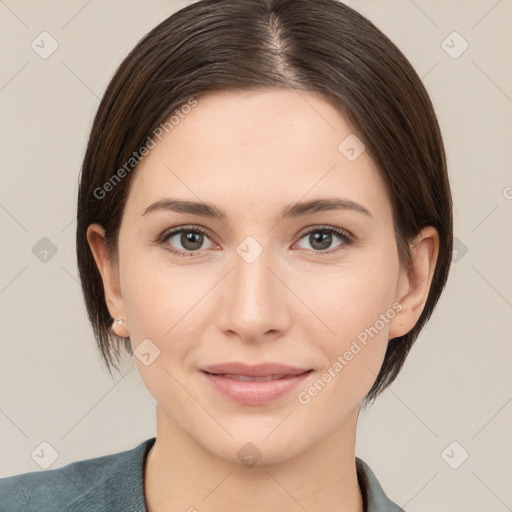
[76,0,453,410]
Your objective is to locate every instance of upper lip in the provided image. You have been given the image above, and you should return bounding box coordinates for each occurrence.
[201,362,312,377]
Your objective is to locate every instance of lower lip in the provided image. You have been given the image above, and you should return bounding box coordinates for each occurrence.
[200,370,313,406]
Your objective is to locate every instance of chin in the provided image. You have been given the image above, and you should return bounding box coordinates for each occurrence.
[198,427,309,468]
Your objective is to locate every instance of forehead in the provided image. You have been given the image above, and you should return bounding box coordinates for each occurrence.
[124,88,391,221]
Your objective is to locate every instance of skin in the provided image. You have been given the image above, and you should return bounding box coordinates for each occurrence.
[87,88,439,512]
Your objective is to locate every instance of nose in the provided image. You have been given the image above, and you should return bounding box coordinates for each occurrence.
[215,241,292,343]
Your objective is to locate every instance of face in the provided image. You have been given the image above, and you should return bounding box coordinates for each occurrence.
[88,88,433,465]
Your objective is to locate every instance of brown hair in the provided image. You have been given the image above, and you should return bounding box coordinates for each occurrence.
[76,0,453,409]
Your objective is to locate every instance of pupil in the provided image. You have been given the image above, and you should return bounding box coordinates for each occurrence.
[183,231,203,250]
[311,231,331,250]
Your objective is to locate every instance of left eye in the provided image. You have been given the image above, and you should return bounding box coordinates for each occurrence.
[294,227,353,253]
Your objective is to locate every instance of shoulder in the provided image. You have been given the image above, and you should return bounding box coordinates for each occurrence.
[0,437,155,512]
[356,456,407,512]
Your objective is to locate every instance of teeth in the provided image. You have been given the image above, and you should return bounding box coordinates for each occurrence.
[221,374,288,381]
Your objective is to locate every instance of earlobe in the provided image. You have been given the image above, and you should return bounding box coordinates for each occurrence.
[388,226,439,339]
[86,224,128,337]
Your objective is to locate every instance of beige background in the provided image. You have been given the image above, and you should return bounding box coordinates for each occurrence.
[1,0,511,510]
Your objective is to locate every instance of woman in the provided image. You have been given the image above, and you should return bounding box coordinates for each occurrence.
[0,0,452,510]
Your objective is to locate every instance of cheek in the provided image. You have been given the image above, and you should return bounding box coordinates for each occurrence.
[120,255,216,402]
[300,248,400,390]
[307,254,399,342]
[120,247,206,340]
[295,274,395,421]
[120,260,205,413]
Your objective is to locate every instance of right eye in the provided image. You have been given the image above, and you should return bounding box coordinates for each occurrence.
[160,226,216,256]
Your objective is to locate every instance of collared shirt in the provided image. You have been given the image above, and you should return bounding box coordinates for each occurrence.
[0,437,406,511]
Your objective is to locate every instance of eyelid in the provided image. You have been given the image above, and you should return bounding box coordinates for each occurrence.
[158,224,216,243]
[295,224,354,242]
[159,224,354,242]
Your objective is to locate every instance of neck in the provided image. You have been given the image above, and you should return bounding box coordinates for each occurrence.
[144,405,364,512]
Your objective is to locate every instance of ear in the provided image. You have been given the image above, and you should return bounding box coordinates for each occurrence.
[388,226,439,339]
[86,224,129,338]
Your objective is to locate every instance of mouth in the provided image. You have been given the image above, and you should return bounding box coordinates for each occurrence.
[199,365,314,406]
[202,371,312,381]
[200,361,312,377]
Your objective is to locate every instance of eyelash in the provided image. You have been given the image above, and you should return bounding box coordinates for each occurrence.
[156,224,354,258]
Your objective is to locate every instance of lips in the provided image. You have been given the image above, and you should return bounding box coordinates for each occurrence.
[199,362,314,406]
[220,374,292,381]
[201,361,311,378]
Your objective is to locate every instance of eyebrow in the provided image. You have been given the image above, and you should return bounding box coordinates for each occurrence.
[140,196,373,220]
